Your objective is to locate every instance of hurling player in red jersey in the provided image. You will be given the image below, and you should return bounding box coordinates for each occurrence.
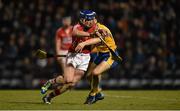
[41,16,73,94]
[55,16,72,72]
[41,10,99,104]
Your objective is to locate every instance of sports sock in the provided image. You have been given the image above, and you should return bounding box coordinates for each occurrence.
[87,74,93,90]
[47,83,72,99]
[49,75,64,84]
[90,75,101,96]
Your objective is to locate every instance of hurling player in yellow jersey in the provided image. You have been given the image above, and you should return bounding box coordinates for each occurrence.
[75,13,120,104]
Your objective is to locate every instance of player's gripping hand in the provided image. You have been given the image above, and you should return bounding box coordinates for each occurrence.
[91,28,108,39]
[97,29,108,37]
[93,29,108,40]
[89,25,108,38]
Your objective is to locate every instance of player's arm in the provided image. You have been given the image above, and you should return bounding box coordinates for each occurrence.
[75,37,101,52]
[82,37,101,46]
[72,25,91,37]
[55,32,61,55]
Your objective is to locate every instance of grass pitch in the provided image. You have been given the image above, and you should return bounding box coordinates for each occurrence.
[0,90,180,110]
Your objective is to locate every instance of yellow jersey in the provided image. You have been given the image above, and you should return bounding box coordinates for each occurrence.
[95,23,117,53]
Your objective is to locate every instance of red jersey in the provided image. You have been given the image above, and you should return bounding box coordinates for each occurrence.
[56,26,73,50]
[69,23,97,53]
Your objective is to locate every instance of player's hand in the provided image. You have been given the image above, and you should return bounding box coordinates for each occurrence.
[91,29,108,39]
[98,29,108,37]
[75,42,85,52]
[95,31,102,37]
[89,25,100,37]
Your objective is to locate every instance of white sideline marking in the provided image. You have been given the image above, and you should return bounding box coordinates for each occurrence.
[106,95,180,102]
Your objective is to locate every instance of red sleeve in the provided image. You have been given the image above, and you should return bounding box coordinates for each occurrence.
[73,24,83,31]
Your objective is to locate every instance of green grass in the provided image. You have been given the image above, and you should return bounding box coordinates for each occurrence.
[0,90,180,110]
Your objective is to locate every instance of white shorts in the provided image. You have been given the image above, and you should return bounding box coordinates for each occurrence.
[57,50,68,64]
[66,52,90,71]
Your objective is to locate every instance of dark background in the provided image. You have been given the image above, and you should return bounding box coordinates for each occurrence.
[0,0,179,89]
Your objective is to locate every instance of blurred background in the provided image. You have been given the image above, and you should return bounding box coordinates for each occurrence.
[0,0,179,89]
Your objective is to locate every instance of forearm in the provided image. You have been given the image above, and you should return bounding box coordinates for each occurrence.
[56,44,60,54]
[55,39,61,54]
[75,38,101,52]
[72,29,90,37]
[83,38,101,46]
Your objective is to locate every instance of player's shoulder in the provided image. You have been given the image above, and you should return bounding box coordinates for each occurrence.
[56,27,63,33]
[73,23,83,30]
[97,23,111,34]
[97,23,110,30]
